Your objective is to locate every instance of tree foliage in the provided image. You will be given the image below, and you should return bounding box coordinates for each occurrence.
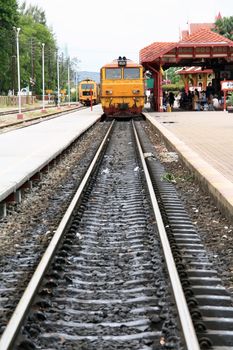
[0,0,18,29]
[164,67,181,84]
[0,0,18,92]
[19,1,46,25]
[18,10,57,94]
[162,83,184,94]
[0,1,78,96]
[214,16,233,41]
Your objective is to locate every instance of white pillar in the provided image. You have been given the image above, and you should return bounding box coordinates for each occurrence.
[67,58,70,106]
[41,43,46,112]
[76,71,78,102]
[57,52,60,108]
[15,27,23,119]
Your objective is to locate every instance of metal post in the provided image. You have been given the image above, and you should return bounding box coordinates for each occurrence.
[57,51,60,109]
[41,43,46,112]
[67,58,71,106]
[90,87,93,111]
[159,62,163,112]
[223,90,226,112]
[15,27,23,119]
[75,71,78,103]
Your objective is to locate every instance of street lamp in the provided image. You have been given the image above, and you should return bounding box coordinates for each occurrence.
[67,58,71,106]
[11,55,16,95]
[57,51,60,109]
[41,43,46,112]
[75,71,78,103]
[14,27,24,119]
[73,58,81,104]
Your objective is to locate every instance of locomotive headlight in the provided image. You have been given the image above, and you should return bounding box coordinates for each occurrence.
[106,90,112,95]
[132,89,140,94]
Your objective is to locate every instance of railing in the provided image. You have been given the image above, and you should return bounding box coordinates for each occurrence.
[0,95,36,106]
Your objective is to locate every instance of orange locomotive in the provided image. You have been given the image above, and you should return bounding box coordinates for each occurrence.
[78,79,100,106]
[100,57,145,116]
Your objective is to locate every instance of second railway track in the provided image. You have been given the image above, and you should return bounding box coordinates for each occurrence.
[0,118,232,349]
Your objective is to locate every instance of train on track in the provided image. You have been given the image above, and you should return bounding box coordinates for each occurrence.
[78,79,100,106]
[100,57,145,116]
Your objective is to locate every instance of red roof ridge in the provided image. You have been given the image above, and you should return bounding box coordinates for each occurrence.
[142,41,176,51]
[140,25,233,65]
[189,23,215,35]
[179,27,233,45]
[140,42,177,63]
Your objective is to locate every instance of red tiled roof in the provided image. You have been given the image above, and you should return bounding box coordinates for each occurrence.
[189,23,215,34]
[140,28,233,64]
[176,66,213,75]
[140,42,176,64]
[179,28,233,45]
[181,30,189,40]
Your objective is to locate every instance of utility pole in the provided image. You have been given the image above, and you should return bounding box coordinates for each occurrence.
[67,57,71,106]
[57,51,60,109]
[11,34,16,95]
[41,43,46,112]
[30,37,35,95]
[76,71,78,102]
[14,27,24,119]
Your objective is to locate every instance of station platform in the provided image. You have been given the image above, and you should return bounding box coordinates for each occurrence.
[0,105,102,206]
[144,109,233,220]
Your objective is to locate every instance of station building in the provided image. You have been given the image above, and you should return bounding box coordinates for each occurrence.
[140,18,233,111]
[176,66,214,93]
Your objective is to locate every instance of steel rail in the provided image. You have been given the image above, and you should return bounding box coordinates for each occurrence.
[0,105,86,131]
[0,121,115,350]
[132,121,201,350]
[0,103,80,116]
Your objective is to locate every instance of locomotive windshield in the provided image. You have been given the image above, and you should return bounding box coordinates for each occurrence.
[81,84,94,89]
[105,68,121,79]
[123,68,140,79]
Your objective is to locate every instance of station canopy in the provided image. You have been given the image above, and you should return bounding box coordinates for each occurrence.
[140,22,233,111]
[140,26,233,71]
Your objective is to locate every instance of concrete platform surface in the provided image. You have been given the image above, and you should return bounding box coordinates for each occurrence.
[0,105,102,202]
[144,110,233,220]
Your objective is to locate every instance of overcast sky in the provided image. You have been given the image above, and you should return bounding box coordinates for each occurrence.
[18,0,232,72]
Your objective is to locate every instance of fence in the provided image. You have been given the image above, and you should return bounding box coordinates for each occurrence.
[0,95,36,106]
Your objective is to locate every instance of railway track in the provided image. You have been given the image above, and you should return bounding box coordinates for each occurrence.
[0,104,85,133]
[0,103,78,117]
[0,119,232,349]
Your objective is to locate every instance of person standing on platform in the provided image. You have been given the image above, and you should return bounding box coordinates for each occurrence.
[212,95,221,110]
[206,82,214,103]
[168,92,175,110]
[54,95,58,107]
[149,91,155,111]
[193,89,200,111]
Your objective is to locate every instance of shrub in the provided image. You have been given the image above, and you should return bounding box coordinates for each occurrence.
[226,92,233,106]
[162,83,184,95]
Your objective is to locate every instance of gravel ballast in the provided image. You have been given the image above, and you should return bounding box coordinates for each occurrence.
[143,121,233,297]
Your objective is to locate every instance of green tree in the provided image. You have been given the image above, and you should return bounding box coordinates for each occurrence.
[18,3,57,95]
[164,67,181,84]
[0,1,69,97]
[19,1,46,25]
[214,16,233,41]
[0,0,18,93]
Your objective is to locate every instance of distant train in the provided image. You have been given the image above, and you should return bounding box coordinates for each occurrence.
[78,79,100,106]
[100,57,145,116]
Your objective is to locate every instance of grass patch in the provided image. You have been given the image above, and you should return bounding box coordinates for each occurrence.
[161,172,177,183]
[161,171,195,184]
